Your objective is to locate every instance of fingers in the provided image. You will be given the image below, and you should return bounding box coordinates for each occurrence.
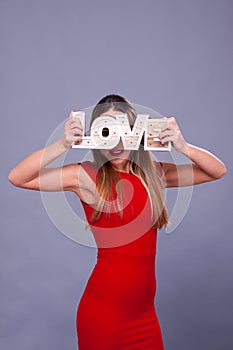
[159,135,174,144]
[160,117,177,131]
[157,117,178,146]
[69,121,83,134]
[158,116,187,152]
[159,116,178,140]
[159,125,175,143]
[61,111,84,148]
[68,111,83,131]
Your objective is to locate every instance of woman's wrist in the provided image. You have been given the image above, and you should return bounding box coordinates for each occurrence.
[177,141,190,157]
[55,139,71,152]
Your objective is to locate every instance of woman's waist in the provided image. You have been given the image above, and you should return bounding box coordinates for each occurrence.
[97,236,156,258]
[95,252,156,276]
[85,260,156,306]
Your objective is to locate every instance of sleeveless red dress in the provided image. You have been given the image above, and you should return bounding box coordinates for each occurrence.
[76,161,164,350]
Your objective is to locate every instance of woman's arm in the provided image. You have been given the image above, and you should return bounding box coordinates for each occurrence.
[158,117,227,187]
[8,112,85,193]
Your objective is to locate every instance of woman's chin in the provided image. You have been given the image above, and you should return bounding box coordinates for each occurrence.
[109,158,126,164]
[109,157,129,168]
[102,150,130,163]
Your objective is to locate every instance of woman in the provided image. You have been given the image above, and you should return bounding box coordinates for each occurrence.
[8,94,226,349]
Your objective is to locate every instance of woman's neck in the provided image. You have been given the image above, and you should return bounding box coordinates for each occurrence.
[111,161,130,173]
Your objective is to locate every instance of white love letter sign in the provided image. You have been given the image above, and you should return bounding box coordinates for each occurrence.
[71,111,171,151]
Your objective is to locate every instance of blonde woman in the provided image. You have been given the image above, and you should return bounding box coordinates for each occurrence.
[8,94,226,350]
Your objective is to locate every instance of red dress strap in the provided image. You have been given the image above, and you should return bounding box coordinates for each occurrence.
[79,161,98,183]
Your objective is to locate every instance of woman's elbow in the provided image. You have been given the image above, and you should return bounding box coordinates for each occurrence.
[215,163,227,179]
[8,169,21,187]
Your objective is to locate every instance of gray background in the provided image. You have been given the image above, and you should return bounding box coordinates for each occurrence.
[1,0,232,349]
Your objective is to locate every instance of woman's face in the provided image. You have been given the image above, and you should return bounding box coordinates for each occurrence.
[98,109,131,171]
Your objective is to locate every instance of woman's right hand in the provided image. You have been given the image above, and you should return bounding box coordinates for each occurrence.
[60,110,83,149]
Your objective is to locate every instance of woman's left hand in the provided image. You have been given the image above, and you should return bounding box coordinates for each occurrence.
[159,117,188,153]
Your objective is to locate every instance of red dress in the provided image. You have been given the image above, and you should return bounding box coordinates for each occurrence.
[76,161,164,350]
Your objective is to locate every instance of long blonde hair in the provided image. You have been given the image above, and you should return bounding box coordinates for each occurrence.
[90,94,168,229]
